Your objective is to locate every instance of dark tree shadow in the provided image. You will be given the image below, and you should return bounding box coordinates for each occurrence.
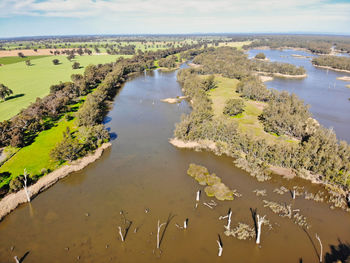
[19,251,30,262]
[159,213,176,248]
[103,116,112,124]
[123,221,132,241]
[302,228,320,261]
[250,208,258,236]
[299,258,303,263]
[2,93,25,102]
[325,239,350,263]
[0,180,10,198]
[109,132,118,141]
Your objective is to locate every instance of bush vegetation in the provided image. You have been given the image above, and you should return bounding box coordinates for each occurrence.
[255,53,266,59]
[223,99,244,116]
[174,46,350,193]
[312,55,350,71]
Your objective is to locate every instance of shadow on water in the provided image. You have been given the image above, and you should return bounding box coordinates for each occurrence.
[17,251,30,262]
[159,213,176,249]
[109,132,118,141]
[105,127,118,140]
[250,208,258,236]
[325,239,350,263]
[302,228,320,261]
[103,116,112,124]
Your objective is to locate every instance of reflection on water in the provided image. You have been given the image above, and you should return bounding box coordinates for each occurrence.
[248,48,350,142]
[0,65,349,263]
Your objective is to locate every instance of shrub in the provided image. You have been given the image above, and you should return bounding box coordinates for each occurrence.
[255,53,266,59]
[223,99,245,116]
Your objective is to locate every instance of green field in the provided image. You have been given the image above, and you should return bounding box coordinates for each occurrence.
[0,54,127,121]
[208,76,297,144]
[0,118,75,187]
[0,55,49,65]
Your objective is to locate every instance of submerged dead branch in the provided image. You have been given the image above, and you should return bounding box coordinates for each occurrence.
[263,200,310,229]
[253,189,267,197]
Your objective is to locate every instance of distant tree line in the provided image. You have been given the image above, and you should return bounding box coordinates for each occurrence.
[192,47,305,79]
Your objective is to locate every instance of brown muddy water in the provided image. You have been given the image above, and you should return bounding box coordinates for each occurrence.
[0,66,349,263]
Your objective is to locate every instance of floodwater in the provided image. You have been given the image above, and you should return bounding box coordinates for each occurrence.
[248,49,350,143]
[0,64,350,263]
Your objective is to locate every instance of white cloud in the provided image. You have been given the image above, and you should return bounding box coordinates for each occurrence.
[0,0,349,34]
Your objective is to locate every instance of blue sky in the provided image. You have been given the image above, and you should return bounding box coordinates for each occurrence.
[0,0,350,37]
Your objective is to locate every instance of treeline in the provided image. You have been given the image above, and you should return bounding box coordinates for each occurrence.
[252,60,306,75]
[174,47,350,195]
[1,43,202,195]
[0,64,113,148]
[243,37,333,54]
[0,44,200,149]
[192,47,305,79]
[312,55,350,71]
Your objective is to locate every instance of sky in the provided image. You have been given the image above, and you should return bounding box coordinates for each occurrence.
[0,0,350,38]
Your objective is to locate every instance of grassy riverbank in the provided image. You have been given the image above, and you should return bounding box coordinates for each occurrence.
[0,118,75,187]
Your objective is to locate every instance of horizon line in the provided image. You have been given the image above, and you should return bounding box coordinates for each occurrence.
[1,32,350,40]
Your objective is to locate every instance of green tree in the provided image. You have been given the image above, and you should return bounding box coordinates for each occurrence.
[0,84,13,101]
[50,127,82,162]
[255,53,266,60]
[223,99,245,116]
[52,59,60,65]
[72,62,80,69]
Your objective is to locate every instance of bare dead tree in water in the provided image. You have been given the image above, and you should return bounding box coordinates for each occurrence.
[195,190,201,208]
[291,189,296,199]
[157,220,166,249]
[23,169,30,203]
[219,208,232,230]
[175,218,189,230]
[184,218,188,229]
[217,234,223,257]
[118,210,132,242]
[156,213,175,250]
[316,233,323,262]
[256,215,266,245]
[13,251,30,263]
[118,226,124,242]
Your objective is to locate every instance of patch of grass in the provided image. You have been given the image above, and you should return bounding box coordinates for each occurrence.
[208,76,297,144]
[0,118,75,187]
[0,54,127,121]
[0,55,49,65]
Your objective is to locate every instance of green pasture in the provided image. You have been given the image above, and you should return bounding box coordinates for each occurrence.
[0,55,49,65]
[0,54,126,121]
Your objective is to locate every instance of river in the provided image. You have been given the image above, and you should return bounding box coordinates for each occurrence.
[0,63,349,262]
[248,48,350,143]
